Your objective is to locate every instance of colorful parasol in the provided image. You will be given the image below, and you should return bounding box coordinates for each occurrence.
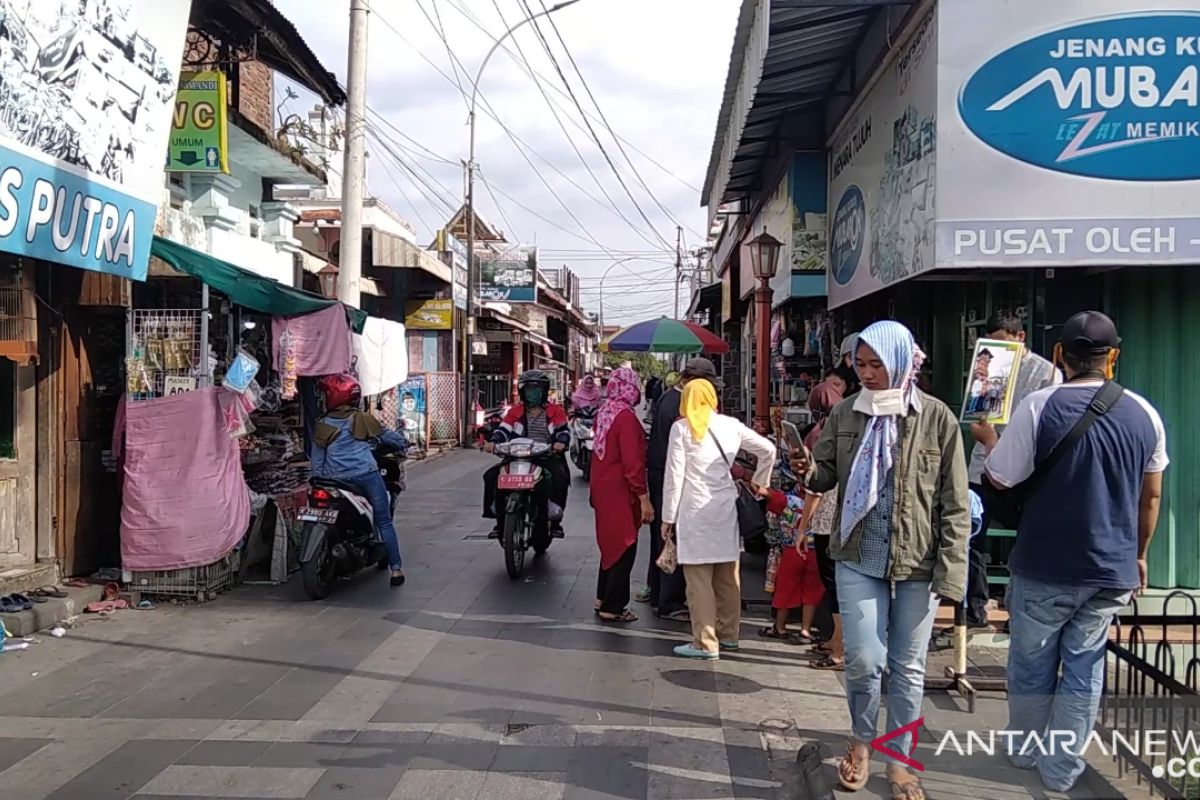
[598,317,730,354]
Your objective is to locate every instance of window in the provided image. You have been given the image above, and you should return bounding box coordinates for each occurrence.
[0,361,15,459]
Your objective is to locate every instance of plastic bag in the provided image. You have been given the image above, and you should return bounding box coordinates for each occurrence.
[279,330,297,400]
[223,349,260,394]
[656,535,678,575]
[765,546,781,593]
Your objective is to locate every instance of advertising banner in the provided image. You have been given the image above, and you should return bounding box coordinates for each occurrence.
[0,0,192,281]
[827,8,938,309]
[167,70,229,173]
[404,298,453,330]
[937,0,1200,267]
[396,375,427,452]
[436,228,469,310]
[479,244,537,303]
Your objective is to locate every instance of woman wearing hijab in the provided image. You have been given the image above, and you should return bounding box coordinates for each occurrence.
[590,367,653,623]
[799,321,970,799]
[661,379,776,660]
[572,373,601,414]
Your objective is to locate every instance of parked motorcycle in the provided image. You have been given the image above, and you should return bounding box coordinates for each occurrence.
[569,408,596,480]
[492,438,557,579]
[297,447,405,599]
[472,402,509,448]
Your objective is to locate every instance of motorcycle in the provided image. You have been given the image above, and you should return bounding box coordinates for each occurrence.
[492,438,558,579]
[569,408,596,480]
[472,401,509,448]
[297,447,405,600]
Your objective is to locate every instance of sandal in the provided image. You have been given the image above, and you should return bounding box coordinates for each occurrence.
[793,631,815,645]
[810,654,845,671]
[811,641,833,654]
[838,741,870,792]
[31,586,67,599]
[597,609,638,624]
[633,588,651,603]
[661,609,690,622]
[888,774,926,800]
[0,595,22,613]
[758,626,791,640]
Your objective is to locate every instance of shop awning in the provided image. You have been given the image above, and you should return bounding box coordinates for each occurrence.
[151,236,338,317]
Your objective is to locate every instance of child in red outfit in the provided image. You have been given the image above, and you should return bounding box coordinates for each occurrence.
[760,487,825,643]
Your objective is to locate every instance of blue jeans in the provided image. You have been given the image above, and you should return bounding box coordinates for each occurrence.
[344,470,403,570]
[1005,574,1131,791]
[836,563,939,762]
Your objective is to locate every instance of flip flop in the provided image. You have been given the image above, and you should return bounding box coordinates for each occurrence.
[633,588,652,603]
[758,626,792,640]
[597,609,638,624]
[810,654,846,671]
[31,586,67,599]
[84,599,129,613]
[661,609,690,622]
[18,592,46,605]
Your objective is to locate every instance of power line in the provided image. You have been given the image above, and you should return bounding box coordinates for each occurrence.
[517,0,675,252]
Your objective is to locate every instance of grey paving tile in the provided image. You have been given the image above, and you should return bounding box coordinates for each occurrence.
[139,764,324,798]
[45,739,197,800]
[236,668,348,721]
[387,769,484,800]
[407,738,499,771]
[0,736,51,772]
[477,771,567,800]
[564,745,649,800]
[491,744,575,772]
[305,766,409,799]
[175,738,272,766]
[255,741,349,769]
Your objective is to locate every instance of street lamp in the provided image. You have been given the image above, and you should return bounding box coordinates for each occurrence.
[596,256,643,332]
[746,229,781,433]
[460,0,582,446]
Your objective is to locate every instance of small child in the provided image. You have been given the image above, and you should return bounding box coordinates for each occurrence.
[759,459,825,643]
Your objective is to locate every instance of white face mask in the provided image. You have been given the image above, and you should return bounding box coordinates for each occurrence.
[853,387,906,417]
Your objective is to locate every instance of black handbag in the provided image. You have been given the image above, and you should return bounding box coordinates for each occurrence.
[709,431,770,545]
[984,381,1124,530]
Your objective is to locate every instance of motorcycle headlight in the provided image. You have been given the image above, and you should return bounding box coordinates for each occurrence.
[505,442,533,458]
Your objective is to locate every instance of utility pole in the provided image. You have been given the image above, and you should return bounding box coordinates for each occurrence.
[337,0,369,308]
[672,225,683,320]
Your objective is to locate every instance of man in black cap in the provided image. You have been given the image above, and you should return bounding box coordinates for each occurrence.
[973,310,1167,793]
[636,357,719,618]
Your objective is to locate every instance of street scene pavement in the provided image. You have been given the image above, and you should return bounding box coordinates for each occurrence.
[0,452,1134,800]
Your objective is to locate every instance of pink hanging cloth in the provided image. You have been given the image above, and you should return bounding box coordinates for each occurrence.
[272,304,352,376]
[119,387,250,571]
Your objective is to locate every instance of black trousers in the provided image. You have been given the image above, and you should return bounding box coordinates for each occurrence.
[646,469,687,616]
[813,533,839,614]
[966,482,991,626]
[597,541,637,614]
[483,455,570,522]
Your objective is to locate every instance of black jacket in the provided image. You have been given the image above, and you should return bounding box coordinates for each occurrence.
[647,387,681,475]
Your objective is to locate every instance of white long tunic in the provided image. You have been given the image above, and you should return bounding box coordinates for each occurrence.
[662,413,776,565]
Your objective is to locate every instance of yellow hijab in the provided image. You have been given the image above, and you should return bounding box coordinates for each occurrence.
[681,378,718,441]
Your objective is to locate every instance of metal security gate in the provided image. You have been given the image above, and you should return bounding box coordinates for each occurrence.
[425,371,458,447]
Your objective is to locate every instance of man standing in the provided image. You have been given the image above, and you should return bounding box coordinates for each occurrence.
[975,311,1166,792]
[639,357,718,619]
[962,312,1060,631]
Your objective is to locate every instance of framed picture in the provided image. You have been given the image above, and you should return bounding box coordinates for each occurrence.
[960,338,1024,425]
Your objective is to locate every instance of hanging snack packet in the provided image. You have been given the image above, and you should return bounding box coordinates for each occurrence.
[223,349,261,394]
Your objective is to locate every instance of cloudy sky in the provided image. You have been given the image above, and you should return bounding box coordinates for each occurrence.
[272,0,740,324]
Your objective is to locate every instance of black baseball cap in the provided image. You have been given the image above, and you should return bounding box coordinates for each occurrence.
[682,357,718,380]
[1060,311,1121,355]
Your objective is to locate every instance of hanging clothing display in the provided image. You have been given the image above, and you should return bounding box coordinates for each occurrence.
[118,387,250,571]
[351,316,409,396]
[272,304,352,377]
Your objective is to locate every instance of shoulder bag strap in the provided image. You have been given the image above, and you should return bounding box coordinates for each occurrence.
[1026,381,1125,490]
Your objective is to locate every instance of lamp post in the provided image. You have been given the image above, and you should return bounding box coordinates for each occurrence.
[746,230,781,433]
[461,0,581,446]
[596,256,642,333]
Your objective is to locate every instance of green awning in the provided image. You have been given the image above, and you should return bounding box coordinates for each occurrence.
[150,236,338,317]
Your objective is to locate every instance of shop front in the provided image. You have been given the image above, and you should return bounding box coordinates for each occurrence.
[823,0,1200,589]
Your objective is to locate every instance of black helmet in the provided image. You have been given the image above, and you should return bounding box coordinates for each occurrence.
[517,369,551,405]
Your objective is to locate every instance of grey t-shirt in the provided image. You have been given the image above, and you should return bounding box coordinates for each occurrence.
[967,350,1061,483]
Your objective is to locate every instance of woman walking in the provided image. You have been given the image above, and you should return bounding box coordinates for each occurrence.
[661,379,776,660]
[590,367,653,623]
[800,321,970,800]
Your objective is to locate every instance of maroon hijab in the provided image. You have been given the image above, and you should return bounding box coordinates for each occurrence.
[804,380,844,450]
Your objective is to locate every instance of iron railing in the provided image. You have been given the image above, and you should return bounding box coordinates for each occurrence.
[1099,591,1200,799]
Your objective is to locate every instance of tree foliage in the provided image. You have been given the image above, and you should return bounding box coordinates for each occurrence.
[603,351,665,378]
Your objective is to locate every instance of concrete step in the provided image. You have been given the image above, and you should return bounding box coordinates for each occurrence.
[0,563,59,597]
[0,585,104,638]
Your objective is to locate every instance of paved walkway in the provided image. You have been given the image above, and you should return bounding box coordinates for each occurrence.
[0,451,1133,799]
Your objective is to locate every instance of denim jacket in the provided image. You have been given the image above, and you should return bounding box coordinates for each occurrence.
[311,414,408,480]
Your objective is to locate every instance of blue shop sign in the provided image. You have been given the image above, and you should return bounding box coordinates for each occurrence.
[960,13,1200,181]
[830,185,865,286]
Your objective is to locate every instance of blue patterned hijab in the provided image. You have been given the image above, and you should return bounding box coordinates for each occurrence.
[839,321,924,544]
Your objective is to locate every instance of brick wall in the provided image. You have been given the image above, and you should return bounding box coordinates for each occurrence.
[237,60,274,132]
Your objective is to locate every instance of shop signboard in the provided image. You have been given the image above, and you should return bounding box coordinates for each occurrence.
[826,7,938,309]
[436,228,469,310]
[937,1,1200,268]
[396,376,427,452]
[479,244,537,303]
[404,298,453,330]
[166,71,229,173]
[0,0,192,281]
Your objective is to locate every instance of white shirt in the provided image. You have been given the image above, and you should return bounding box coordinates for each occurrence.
[662,413,776,565]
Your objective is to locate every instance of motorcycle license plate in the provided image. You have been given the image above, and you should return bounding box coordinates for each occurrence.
[297,507,338,523]
[498,474,537,490]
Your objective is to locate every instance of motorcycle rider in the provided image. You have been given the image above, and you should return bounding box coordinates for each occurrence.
[482,369,571,539]
[311,373,409,587]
